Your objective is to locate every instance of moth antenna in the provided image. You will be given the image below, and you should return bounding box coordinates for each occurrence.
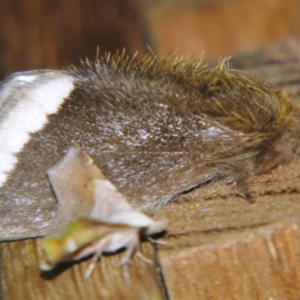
[146,237,168,246]
[84,253,101,279]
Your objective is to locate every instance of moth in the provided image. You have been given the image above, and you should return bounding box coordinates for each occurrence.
[40,146,166,277]
[0,50,300,241]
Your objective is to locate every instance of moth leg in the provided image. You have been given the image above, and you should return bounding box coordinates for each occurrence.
[223,161,255,203]
[118,234,153,284]
[118,238,136,284]
[119,234,139,266]
[131,244,152,264]
[80,238,111,279]
[235,177,255,203]
[118,233,153,266]
[84,252,102,279]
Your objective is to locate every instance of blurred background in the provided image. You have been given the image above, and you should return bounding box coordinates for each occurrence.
[0,0,300,79]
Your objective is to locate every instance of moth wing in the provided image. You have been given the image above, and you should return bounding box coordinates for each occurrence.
[0,69,65,107]
[90,178,133,221]
[47,146,135,231]
[0,70,74,186]
[0,70,76,240]
[47,147,106,230]
[98,118,261,210]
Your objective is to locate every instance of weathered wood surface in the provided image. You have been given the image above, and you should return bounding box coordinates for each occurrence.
[1,240,164,300]
[160,219,300,299]
[2,39,300,299]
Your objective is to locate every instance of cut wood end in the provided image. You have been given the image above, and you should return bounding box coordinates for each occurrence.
[159,219,300,300]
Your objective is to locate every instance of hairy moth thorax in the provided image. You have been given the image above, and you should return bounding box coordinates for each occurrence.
[0,50,299,241]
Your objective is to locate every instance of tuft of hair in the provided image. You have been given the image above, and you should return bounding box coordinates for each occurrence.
[69,49,300,198]
[71,49,297,139]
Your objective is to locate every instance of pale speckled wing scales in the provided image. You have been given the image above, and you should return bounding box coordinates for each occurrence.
[46,146,102,231]
[90,178,132,220]
[47,146,133,231]
[91,178,166,232]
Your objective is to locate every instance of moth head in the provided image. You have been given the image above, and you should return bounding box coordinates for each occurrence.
[145,219,167,235]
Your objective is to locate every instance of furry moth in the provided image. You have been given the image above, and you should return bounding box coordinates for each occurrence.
[0,50,300,240]
[40,147,166,277]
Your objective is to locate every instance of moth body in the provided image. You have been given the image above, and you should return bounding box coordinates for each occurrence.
[40,219,141,272]
[40,147,166,274]
[1,51,300,240]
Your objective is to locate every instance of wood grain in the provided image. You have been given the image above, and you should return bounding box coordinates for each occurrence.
[159,220,300,300]
[1,240,163,300]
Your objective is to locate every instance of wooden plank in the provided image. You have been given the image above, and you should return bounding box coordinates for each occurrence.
[1,239,164,300]
[159,220,300,300]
